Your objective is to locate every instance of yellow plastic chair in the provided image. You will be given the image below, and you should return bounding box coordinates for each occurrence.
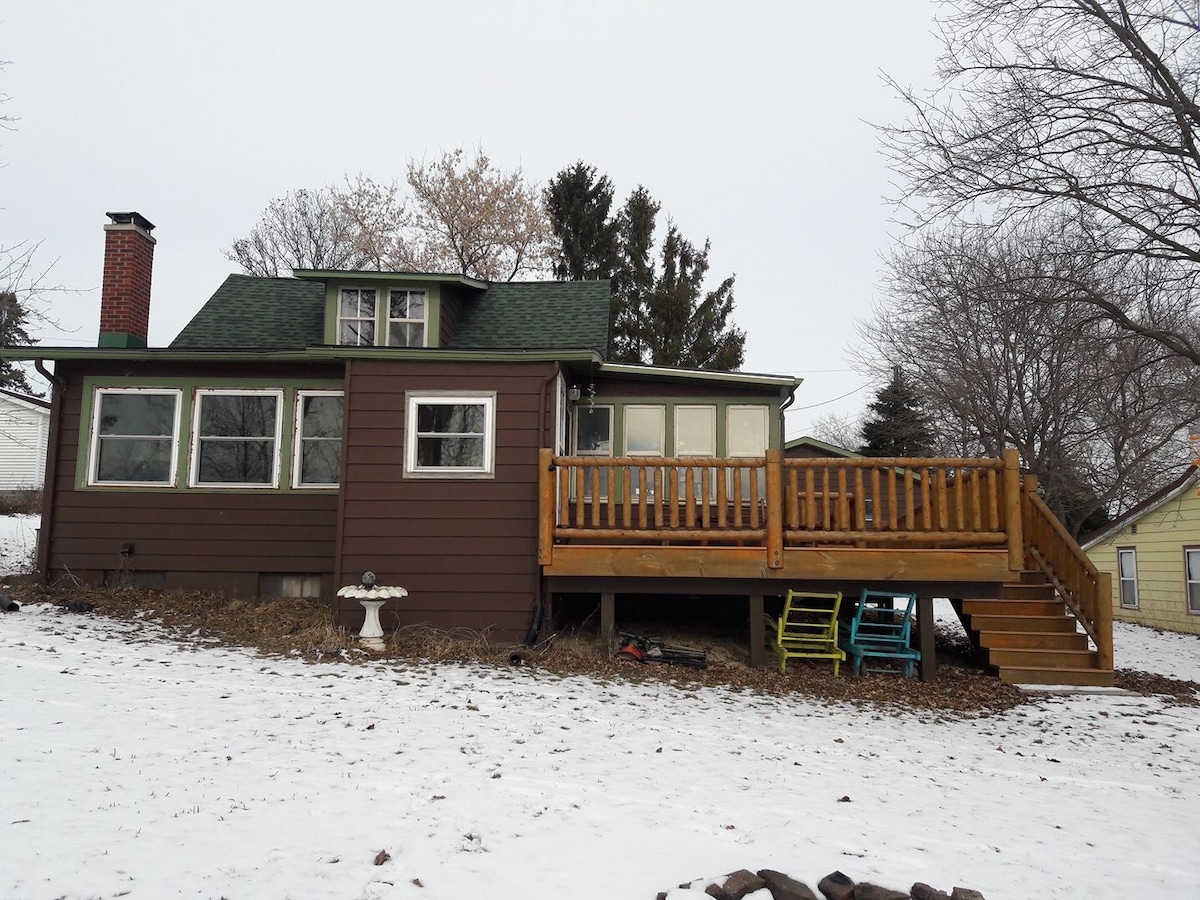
[764,590,846,675]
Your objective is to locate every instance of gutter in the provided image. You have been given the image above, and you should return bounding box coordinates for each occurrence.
[33,359,62,580]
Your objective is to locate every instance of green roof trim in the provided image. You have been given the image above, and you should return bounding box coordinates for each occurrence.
[293,269,488,290]
[171,275,326,350]
[784,436,863,457]
[6,347,603,364]
[598,361,801,389]
[448,280,611,352]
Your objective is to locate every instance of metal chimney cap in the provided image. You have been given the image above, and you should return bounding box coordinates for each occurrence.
[105,211,156,232]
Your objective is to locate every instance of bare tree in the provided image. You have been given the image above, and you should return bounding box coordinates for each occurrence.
[224,188,370,277]
[808,411,863,451]
[881,0,1200,365]
[399,147,554,280]
[862,221,1196,535]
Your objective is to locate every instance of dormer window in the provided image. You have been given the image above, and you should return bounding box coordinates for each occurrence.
[339,288,376,345]
[387,289,427,347]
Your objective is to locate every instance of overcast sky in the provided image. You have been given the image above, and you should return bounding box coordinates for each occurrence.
[2,1,941,439]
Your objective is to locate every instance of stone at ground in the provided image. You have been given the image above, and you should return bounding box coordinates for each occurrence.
[910,884,951,900]
[949,889,987,900]
[853,884,909,900]
[705,869,767,900]
[756,869,818,900]
[817,870,855,900]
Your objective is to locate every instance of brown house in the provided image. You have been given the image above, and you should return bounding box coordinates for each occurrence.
[13,213,1116,686]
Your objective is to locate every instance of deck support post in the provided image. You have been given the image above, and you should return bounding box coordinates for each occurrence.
[765,450,783,569]
[1096,572,1114,671]
[538,448,555,566]
[749,594,765,668]
[917,594,936,682]
[600,591,615,652]
[1002,448,1025,573]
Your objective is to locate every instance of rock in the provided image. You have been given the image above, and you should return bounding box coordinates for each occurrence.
[817,871,855,900]
[911,884,951,900]
[1,596,19,612]
[705,870,767,900]
[853,884,909,900]
[949,889,986,900]
[757,869,819,900]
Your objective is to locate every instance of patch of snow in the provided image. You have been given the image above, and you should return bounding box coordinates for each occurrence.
[2,603,1199,899]
[0,513,39,576]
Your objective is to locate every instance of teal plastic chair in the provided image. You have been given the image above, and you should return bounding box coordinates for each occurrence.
[840,589,921,677]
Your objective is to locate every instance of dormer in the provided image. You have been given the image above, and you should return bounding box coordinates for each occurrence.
[293,270,488,349]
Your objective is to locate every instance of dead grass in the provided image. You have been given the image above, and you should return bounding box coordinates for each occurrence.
[0,583,1071,717]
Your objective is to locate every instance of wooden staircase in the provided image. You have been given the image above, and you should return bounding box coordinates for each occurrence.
[956,579,1115,686]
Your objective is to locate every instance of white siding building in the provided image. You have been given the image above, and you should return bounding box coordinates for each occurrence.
[0,389,50,493]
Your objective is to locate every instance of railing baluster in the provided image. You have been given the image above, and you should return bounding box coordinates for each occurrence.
[836,468,849,530]
[870,468,881,532]
[701,465,711,528]
[887,465,899,531]
[733,464,744,528]
[904,467,915,531]
[638,467,648,529]
[654,467,664,528]
[787,469,799,529]
[750,462,761,529]
[804,468,816,530]
[574,465,584,527]
[590,467,600,527]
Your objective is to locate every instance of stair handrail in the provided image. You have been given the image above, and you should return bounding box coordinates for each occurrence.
[1021,476,1114,669]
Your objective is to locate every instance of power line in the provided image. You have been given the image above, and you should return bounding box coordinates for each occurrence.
[788,383,870,411]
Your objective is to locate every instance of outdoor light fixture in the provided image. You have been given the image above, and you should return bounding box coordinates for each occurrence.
[567,385,582,403]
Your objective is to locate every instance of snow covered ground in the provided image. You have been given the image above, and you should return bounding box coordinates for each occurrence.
[2,603,1198,899]
[0,513,39,576]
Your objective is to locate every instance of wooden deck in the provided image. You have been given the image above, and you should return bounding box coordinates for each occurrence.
[537,449,1113,684]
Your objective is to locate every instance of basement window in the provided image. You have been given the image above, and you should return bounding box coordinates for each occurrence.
[259,574,323,599]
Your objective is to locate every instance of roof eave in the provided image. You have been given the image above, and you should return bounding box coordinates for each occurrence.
[597,361,802,389]
[292,270,489,290]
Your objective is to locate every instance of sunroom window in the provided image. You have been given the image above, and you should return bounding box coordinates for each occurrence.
[387,289,427,347]
[405,393,495,477]
[339,288,376,346]
[574,405,613,498]
[89,389,181,486]
[294,391,343,487]
[191,390,282,487]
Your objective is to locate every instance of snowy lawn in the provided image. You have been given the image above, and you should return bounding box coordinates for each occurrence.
[0,513,39,576]
[2,603,1198,900]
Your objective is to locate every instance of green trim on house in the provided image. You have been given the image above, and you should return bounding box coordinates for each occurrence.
[6,346,603,365]
[784,436,863,458]
[578,395,783,457]
[322,280,443,348]
[98,332,147,349]
[598,361,801,389]
[76,375,343,495]
[294,269,489,291]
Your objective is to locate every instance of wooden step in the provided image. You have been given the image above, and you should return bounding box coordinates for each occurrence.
[998,667,1115,687]
[962,599,1066,617]
[979,630,1090,651]
[998,582,1056,600]
[987,647,1098,668]
[965,613,1079,633]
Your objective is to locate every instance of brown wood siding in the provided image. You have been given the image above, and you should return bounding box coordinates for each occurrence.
[44,360,342,596]
[338,358,556,642]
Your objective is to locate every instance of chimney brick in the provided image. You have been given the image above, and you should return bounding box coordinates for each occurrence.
[99,211,155,348]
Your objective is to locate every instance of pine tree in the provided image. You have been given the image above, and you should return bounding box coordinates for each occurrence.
[0,292,37,393]
[858,367,933,457]
[543,162,619,281]
[611,186,659,363]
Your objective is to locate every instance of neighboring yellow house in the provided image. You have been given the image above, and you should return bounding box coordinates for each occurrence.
[1083,469,1200,635]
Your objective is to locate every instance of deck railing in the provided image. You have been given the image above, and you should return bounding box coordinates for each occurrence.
[538,448,1026,570]
[1020,476,1115,669]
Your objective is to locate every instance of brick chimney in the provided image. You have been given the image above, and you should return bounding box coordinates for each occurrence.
[99,211,156,348]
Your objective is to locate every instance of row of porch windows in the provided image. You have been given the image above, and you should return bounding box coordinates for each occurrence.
[1118,547,1200,615]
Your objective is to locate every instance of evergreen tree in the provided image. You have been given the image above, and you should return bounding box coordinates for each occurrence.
[611,186,659,363]
[543,162,619,281]
[0,292,37,393]
[858,367,933,457]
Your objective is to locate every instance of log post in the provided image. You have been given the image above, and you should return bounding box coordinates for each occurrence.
[1096,571,1115,671]
[1002,448,1025,573]
[766,449,783,569]
[538,448,555,566]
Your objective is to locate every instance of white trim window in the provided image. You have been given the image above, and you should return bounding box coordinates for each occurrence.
[89,388,181,486]
[293,391,343,488]
[674,405,716,498]
[574,404,613,499]
[1117,547,1139,610]
[624,405,665,456]
[1186,548,1200,615]
[339,288,377,346]
[726,404,769,497]
[405,393,495,477]
[387,289,427,347]
[190,390,283,487]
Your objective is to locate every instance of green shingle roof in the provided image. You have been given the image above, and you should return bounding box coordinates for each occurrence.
[447,280,610,352]
[170,274,611,354]
[171,275,325,349]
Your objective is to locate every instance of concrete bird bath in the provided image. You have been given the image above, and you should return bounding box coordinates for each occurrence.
[336,571,407,651]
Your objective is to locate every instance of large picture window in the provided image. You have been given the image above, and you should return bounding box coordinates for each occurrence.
[387,289,427,347]
[294,391,343,487]
[191,390,282,487]
[405,393,495,477]
[1118,548,1139,609]
[89,389,181,486]
[1186,549,1200,615]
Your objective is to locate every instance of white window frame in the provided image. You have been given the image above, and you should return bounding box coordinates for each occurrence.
[623,405,665,456]
[1117,547,1139,610]
[573,404,614,500]
[189,389,284,489]
[726,404,770,498]
[674,405,716,499]
[292,390,344,489]
[386,288,428,348]
[404,392,496,478]
[338,288,377,346]
[87,387,182,487]
[1186,548,1200,615]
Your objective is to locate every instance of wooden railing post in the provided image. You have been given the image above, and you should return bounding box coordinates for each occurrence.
[1002,448,1025,572]
[1096,571,1114,670]
[538,448,555,566]
[766,450,783,568]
